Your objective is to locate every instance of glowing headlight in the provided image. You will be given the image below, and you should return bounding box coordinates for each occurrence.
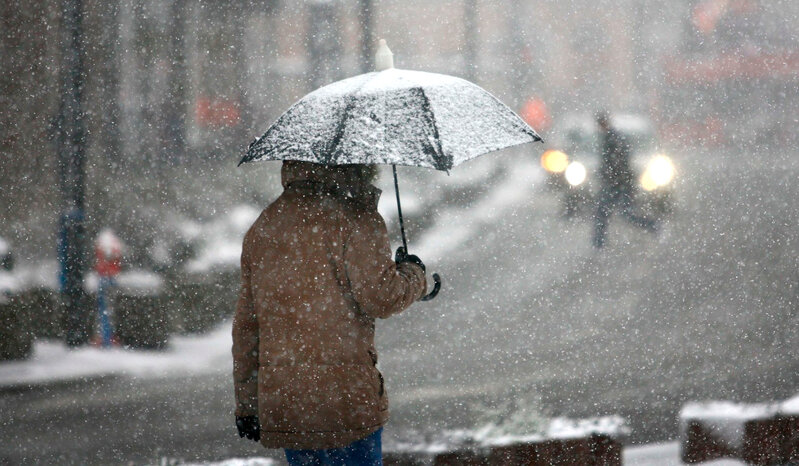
[640,154,675,191]
[541,150,569,173]
[564,161,587,186]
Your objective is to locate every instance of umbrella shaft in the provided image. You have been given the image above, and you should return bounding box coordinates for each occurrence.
[392,165,408,252]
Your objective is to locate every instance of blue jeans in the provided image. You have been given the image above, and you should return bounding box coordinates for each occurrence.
[285,428,382,466]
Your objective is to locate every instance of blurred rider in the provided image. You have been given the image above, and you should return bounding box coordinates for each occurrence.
[593,111,658,248]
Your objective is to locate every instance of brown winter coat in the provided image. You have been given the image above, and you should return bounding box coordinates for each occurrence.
[232,161,427,450]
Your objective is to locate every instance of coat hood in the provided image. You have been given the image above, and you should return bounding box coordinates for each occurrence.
[281,161,381,209]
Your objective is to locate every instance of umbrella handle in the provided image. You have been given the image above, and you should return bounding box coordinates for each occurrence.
[420,273,441,301]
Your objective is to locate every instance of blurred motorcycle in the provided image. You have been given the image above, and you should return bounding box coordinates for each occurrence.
[540,113,676,218]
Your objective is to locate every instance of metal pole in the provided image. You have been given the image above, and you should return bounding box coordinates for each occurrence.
[463,0,478,81]
[57,0,90,347]
[359,0,374,74]
[163,0,188,163]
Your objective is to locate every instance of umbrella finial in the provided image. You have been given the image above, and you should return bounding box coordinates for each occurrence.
[375,38,394,71]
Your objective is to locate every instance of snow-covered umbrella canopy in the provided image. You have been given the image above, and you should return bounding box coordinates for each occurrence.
[240,66,542,171]
[240,41,543,302]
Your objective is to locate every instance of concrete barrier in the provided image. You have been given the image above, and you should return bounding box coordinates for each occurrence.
[166,270,238,334]
[434,449,490,465]
[680,420,736,463]
[681,401,799,464]
[111,270,168,349]
[382,452,426,465]
[783,415,799,463]
[486,435,621,465]
[384,434,623,466]
[0,293,33,360]
[590,434,624,466]
[741,418,786,465]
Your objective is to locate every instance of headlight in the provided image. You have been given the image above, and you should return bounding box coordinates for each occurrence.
[564,161,587,186]
[640,154,675,191]
[541,150,569,173]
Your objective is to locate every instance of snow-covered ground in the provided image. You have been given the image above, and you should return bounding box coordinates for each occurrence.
[0,322,232,389]
[5,326,737,466]
[0,324,759,466]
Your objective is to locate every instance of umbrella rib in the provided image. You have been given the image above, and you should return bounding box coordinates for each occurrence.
[323,75,378,165]
[323,99,356,165]
[415,87,450,171]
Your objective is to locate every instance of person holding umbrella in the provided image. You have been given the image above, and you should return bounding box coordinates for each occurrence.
[233,40,541,464]
[232,161,427,464]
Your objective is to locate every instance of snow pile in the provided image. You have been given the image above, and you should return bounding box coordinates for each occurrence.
[548,415,630,440]
[393,415,628,454]
[781,394,799,415]
[115,269,165,295]
[0,322,233,388]
[680,401,779,420]
[84,269,164,296]
[471,415,628,447]
[0,271,20,302]
[13,260,60,290]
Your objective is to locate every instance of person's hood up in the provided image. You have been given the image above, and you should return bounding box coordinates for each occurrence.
[281,161,381,209]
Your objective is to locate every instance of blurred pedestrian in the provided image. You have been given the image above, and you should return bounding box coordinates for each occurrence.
[592,111,658,248]
[232,161,427,465]
[94,229,123,347]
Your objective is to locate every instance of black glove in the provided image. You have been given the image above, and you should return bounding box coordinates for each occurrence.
[236,416,260,442]
[394,246,425,273]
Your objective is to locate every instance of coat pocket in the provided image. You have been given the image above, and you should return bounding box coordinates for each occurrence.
[374,366,388,412]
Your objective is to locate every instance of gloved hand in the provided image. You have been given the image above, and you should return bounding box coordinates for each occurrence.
[236,416,260,442]
[394,246,425,273]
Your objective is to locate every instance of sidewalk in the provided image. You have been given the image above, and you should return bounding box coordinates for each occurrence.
[0,321,232,390]
[0,322,755,465]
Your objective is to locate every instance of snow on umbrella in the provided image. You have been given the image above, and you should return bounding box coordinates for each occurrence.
[239,40,543,300]
[240,53,541,169]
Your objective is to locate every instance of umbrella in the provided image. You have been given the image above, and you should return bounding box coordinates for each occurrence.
[240,40,542,300]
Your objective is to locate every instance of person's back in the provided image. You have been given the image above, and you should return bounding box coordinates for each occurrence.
[232,161,426,453]
[598,125,634,192]
[593,112,657,248]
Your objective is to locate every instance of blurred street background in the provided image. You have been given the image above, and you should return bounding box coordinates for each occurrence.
[1,0,798,464]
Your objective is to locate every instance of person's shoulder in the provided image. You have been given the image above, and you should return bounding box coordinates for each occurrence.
[339,200,385,235]
[242,207,271,246]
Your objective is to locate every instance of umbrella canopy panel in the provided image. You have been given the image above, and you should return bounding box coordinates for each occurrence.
[242,69,541,171]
